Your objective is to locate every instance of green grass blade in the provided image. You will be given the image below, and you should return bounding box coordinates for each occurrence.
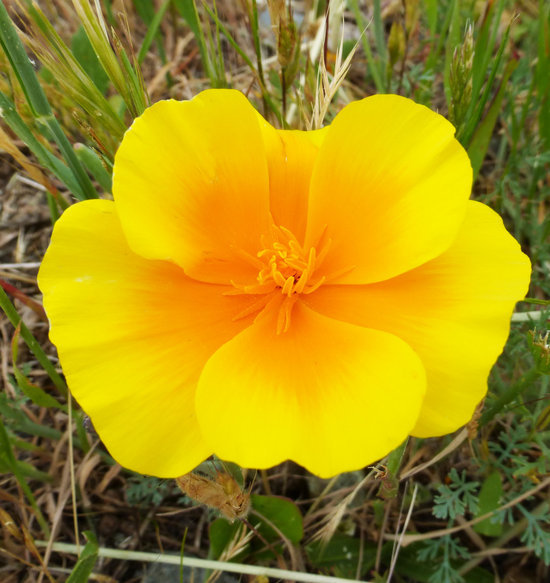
[372,0,388,88]
[480,368,540,426]
[0,416,50,538]
[471,0,506,101]
[74,143,113,193]
[200,2,281,119]
[0,286,68,397]
[0,0,50,116]
[443,0,461,109]
[459,0,509,145]
[0,2,98,199]
[71,25,110,93]
[113,31,149,114]
[72,0,129,105]
[40,113,99,199]
[66,532,99,583]
[172,0,216,83]
[72,0,149,117]
[349,0,385,92]
[24,2,126,147]
[211,0,227,86]
[0,92,85,199]
[0,404,92,455]
[536,0,550,148]
[460,21,513,147]
[11,325,65,411]
[137,0,171,64]
[133,0,168,64]
[424,0,456,77]
[423,0,438,37]
[249,0,268,115]
[46,192,61,222]
[467,59,517,180]
[200,0,226,86]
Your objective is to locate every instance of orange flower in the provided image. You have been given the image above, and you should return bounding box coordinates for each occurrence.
[38,90,531,478]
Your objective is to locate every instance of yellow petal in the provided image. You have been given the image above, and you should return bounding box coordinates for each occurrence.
[304,201,531,435]
[195,301,426,478]
[305,94,472,284]
[257,116,328,243]
[113,89,272,284]
[38,200,260,477]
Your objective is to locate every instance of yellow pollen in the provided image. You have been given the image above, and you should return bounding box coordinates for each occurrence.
[253,226,325,297]
[228,225,331,333]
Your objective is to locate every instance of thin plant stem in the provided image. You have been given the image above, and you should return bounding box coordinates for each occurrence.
[480,368,540,426]
[68,393,80,556]
[35,541,370,583]
[511,311,547,322]
[384,476,550,546]
[249,0,268,116]
[201,1,282,122]
[0,287,67,397]
[0,417,51,539]
[458,500,549,575]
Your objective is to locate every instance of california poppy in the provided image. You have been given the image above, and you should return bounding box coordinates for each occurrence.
[38,90,530,478]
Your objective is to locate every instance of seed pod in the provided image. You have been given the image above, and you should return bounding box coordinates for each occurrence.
[528,330,550,374]
[449,22,474,129]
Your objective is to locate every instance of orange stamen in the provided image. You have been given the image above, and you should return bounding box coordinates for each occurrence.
[230,225,334,332]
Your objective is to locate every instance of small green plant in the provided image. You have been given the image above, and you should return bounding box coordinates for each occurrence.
[433,469,479,521]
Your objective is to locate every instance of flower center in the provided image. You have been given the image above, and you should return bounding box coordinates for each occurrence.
[228,225,330,333]
[257,226,326,297]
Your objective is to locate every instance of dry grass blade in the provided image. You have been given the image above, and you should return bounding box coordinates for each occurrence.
[71,0,148,117]
[37,439,75,583]
[206,522,254,583]
[387,483,418,582]
[0,507,21,540]
[308,19,359,130]
[246,509,297,571]
[0,508,56,583]
[310,467,378,546]
[0,279,46,318]
[36,541,367,583]
[13,0,126,156]
[67,394,80,556]
[399,428,469,480]
[0,125,59,196]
